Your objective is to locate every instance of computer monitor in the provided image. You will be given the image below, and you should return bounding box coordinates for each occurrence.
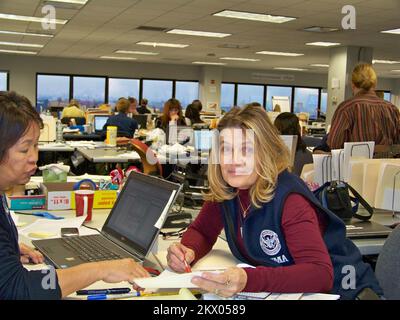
[132,114,148,129]
[194,130,214,152]
[93,115,110,132]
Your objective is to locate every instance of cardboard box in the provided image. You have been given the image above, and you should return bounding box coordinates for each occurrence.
[41,182,117,210]
[8,195,46,210]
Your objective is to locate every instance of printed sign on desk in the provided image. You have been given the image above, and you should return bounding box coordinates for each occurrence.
[47,191,72,210]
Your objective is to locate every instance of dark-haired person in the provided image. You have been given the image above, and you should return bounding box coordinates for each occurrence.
[185,104,204,126]
[191,99,203,112]
[103,98,138,138]
[274,112,313,176]
[328,63,400,149]
[155,98,186,132]
[166,105,382,300]
[127,97,139,116]
[137,98,152,114]
[0,91,149,299]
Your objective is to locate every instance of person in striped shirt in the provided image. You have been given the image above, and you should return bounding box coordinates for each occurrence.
[327,63,400,150]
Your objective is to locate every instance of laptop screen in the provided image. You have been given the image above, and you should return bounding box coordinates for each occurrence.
[94,115,110,131]
[102,171,181,259]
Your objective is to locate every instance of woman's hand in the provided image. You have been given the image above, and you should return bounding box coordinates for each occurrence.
[170,114,179,122]
[167,242,195,273]
[191,267,247,298]
[19,243,44,264]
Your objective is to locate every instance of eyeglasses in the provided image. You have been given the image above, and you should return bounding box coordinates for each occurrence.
[160,227,187,240]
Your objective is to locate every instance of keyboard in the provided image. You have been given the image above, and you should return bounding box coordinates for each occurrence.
[61,235,125,262]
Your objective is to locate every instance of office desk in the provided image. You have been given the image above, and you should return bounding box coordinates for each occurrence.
[63,133,103,141]
[77,147,141,163]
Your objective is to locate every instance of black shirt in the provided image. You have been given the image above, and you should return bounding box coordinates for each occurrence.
[0,194,62,299]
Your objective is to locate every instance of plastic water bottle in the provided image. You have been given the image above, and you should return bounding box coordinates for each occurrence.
[56,120,63,142]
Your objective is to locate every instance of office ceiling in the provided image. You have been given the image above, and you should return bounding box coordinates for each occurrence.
[0,0,400,77]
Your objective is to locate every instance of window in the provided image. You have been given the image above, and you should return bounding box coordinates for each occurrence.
[175,81,199,108]
[73,76,106,108]
[384,91,391,102]
[108,78,139,106]
[37,74,70,112]
[142,79,173,112]
[293,87,319,119]
[220,83,235,113]
[0,71,7,91]
[266,86,292,111]
[320,89,328,116]
[237,84,264,107]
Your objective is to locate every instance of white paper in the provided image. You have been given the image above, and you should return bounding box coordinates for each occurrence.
[275,293,303,300]
[313,154,332,186]
[154,190,176,229]
[134,268,223,289]
[343,142,374,182]
[19,216,86,239]
[301,293,340,300]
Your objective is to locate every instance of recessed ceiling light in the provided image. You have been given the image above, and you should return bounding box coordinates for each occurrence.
[0,13,67,24]
[115,50,159,55]
[391,70,400,72]
[136,42,189,48]
[0,48,37,55]
[256,51,303,57]
[373,59,400,64]
[381,28,400,35]
[192,61,226,65]
[274,67,307,71]
[167,29,231,38]
[213,10,296,24]
[45,0,88,4]
[100,56,137,60]
[0,30,54,37]
[310,64,330,67]
[306,42,340,47]
[0,41,43,48]
[220,57,260,62]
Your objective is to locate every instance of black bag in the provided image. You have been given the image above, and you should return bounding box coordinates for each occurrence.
[313,181,373,222]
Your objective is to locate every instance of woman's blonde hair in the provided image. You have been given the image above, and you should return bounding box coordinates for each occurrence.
[352,63,377,92]
[204,105,290,208]
[115,98,130,113]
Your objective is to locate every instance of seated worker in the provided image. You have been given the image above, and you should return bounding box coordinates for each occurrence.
[60,99,86,125]
[167,105,382,300]
[155,98,186,132]
[0,91,149,299]
[274,112,313,176]
[185,103,204,126]
[191,99,203,112]
[128,97,139,116]
[137,98,152,114]
[103,98,138,138]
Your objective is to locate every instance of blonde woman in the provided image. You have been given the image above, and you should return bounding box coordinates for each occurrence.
[328,63,400,149]
[167,105,382,299]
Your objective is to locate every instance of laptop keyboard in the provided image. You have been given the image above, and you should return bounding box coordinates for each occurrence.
[61,235,125,262]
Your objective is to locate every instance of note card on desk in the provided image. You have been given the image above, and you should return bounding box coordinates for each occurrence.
[134,269,223,289]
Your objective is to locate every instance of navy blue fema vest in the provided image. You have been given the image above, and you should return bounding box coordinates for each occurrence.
[221,170,382,300]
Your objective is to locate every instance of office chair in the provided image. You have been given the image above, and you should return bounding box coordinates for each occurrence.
[375,225,400,299]
[129,139,163,176]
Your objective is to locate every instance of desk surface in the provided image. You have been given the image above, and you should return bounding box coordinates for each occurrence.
[77,147,141,163]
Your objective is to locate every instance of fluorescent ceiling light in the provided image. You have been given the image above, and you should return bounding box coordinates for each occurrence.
[256,51,303,57]
[0,13,67,24]
[0,30,54,37]
[381,28,400,35]
[100,56,137,60]
[373,59,400,64]
[391,70,400,72]
[220,57,260,62]
[115,50,159,55]
[0,41,43,48]
[167,29,231,38]
[136,41,188,48]
[310,64,330,67]
[213,10,296,24]
[306,42,340,47]
[45,0,88,4]
[0,48,37,55]
[192,61,226,65]
[274,67,307,71]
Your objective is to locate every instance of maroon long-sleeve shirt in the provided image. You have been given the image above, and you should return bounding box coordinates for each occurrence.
[181,191,334,293]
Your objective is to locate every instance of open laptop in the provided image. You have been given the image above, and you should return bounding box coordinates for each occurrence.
[93,114,110,133]
[32,171,182,268]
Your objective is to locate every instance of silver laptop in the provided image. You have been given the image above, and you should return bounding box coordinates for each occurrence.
[33,171,182,268]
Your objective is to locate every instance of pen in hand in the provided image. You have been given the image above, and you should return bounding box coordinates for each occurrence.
[183,253,191,273]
